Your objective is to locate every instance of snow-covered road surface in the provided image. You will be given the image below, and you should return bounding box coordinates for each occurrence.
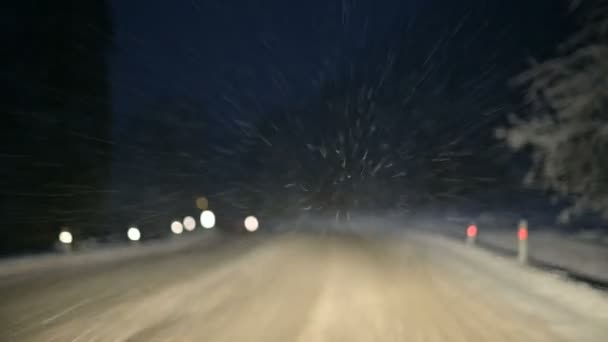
[1,231,606,341]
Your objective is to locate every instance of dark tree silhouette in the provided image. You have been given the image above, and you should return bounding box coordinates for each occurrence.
[499,1,608,222]
[1,1,113,254]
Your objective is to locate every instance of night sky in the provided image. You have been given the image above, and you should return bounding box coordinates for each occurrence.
[1,0,582,253]
[110,0,570,114]
[110,0,401,114]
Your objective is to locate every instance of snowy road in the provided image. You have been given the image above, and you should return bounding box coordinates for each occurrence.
[1,231,607,341]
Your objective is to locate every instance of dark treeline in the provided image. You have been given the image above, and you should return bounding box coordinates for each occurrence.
[1,1,113,254]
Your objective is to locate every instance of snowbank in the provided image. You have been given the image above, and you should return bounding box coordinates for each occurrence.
[0,231,219,278]
[424,221,608,285]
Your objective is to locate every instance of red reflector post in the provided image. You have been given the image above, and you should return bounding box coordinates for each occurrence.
[517,219,529,264]
[518,227,528,241]
[467,224,478,238]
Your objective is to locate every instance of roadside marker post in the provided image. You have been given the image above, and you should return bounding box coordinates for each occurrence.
[466,223,478,246]
[517,220,528,264]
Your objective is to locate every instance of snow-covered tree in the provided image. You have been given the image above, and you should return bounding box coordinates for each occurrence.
[498,0,608,221]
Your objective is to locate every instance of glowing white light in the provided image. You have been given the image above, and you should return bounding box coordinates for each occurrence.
[183,216,196,231]
[127,227,141,241]
[171,221,184,234]
[200,210,216,229]
[244,216,259,232]
[58,231,73,244]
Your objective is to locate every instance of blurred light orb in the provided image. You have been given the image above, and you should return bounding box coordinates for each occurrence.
[127,227,141,241]
[244,216,259,232]
[171,221,184,234]
[183,216,196,231]
[195,196,209,210]
[58,231,73,244]
[200,210,216,229]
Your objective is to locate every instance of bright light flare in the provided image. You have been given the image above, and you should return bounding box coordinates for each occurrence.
[171,221,184,234]
[200,210,216,229]
[127,227,141,241]
[183,216,196,231]
[58,231,73,244]
[244,216,259,232]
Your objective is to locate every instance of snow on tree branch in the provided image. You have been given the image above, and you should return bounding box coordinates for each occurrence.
[497,0,608,221]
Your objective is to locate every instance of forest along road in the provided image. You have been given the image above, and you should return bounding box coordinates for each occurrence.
[1,231,607,342]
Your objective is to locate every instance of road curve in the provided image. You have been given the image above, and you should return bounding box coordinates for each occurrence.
[1,232,605,341]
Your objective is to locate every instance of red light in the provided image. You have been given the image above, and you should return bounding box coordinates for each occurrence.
[467,224,478,237]
[518,228,528,241]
